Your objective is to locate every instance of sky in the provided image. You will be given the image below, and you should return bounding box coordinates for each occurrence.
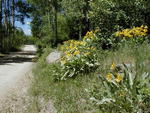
[15,18,32,36]
[15,0,32,36]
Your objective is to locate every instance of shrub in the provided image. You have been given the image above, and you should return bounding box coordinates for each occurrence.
[58,30,100,80]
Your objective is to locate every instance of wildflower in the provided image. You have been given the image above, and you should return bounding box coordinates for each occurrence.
[91,46,96,50]
[115,25,148,38]
[65,52,72,57]
[61,60,66,65]
[106,73,113,81]
[110,62,116,70]
[85,52,90,56]
[94,27,100,33]
[115,32,120,37]
[144,25,148,29]
[83,30,95,41]
[80,41,86,45]
[74,50,80,55]
[115,74,123,83]
[67,53,72,57]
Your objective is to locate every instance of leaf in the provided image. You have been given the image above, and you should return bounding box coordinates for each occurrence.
[61,70,69,80]
[128,72,133,89]
[96,98,115,105]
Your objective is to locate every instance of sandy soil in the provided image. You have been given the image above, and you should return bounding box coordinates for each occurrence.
[0,45,37,113]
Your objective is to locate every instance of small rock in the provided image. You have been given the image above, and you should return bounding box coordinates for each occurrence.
[46,51,62,64]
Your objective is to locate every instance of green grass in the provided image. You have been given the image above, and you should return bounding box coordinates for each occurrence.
[29,42,150,113]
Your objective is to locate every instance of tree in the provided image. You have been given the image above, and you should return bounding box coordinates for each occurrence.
[0,0,31,52]
[0,0,3,51]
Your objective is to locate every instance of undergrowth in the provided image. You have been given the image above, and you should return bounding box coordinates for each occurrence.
[29,42,150,113]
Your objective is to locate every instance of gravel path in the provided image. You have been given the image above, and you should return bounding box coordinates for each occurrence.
[0,45,37,113]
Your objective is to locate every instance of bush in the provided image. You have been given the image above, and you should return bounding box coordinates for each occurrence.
[96,25,150,50]
[89,0,150,34]
[55,30,100,80]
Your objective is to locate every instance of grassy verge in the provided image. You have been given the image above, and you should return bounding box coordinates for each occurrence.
[29,42,150,113]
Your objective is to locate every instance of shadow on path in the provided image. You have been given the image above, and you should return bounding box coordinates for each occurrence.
[0,51,37,65]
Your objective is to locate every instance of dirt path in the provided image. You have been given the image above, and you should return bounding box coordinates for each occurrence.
[0,45,37,113]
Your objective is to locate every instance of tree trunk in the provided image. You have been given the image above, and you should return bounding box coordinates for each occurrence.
[0,0,2,25]
[52,0,58,46]
[0,0,3,52]
[11,0,15,48]
[4,0,8,35]
[54,6,58,46]
[83,0,90,32]
[12,0,15,28]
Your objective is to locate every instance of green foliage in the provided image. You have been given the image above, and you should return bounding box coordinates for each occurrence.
[95,25,150,50]
[24,36,36,44]
[30,42,150,113]
[88,43,150,113]
[89,0,150,34]
[56,30,100,80]
[27,0,150,112]
[90,63,150,112]
[29,0,150,51]
[0,0,31,53]
[0,29,26,52]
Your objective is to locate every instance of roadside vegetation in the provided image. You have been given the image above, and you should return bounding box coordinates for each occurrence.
[30,28,150,113]
[27,0,150,113]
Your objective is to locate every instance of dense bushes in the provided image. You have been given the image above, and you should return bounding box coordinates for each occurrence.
[30,0,150,51]
[89,0,150,34]
[0,29,26,52]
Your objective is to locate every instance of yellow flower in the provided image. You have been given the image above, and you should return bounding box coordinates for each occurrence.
[67,53,72,57]
[80,41,86,45]
[114,25,148,38]
[115,74,123,83]
[61,60,66,65]
[115,32,120,37]
[94,28,100,33]
[144,25,148,29]
[65,52,72,57]
[85,52,90,56]
[83,30,95,41]
[106,73,113,81]
[143,29,148,33]
[74,50,80,55]
[91,46,96,50]
[60,57,67,65]
[110,62,116,70]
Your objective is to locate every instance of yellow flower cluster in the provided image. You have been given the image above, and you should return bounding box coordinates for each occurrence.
[60,30,98,65]
[115,25,148,38]
[106,73,113,81]
[83,31,95,41]
[83,29,99,41]
[106,73,123,83]
[110,62,116,70]
[60,40,86,51]
[106,62,123,83]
